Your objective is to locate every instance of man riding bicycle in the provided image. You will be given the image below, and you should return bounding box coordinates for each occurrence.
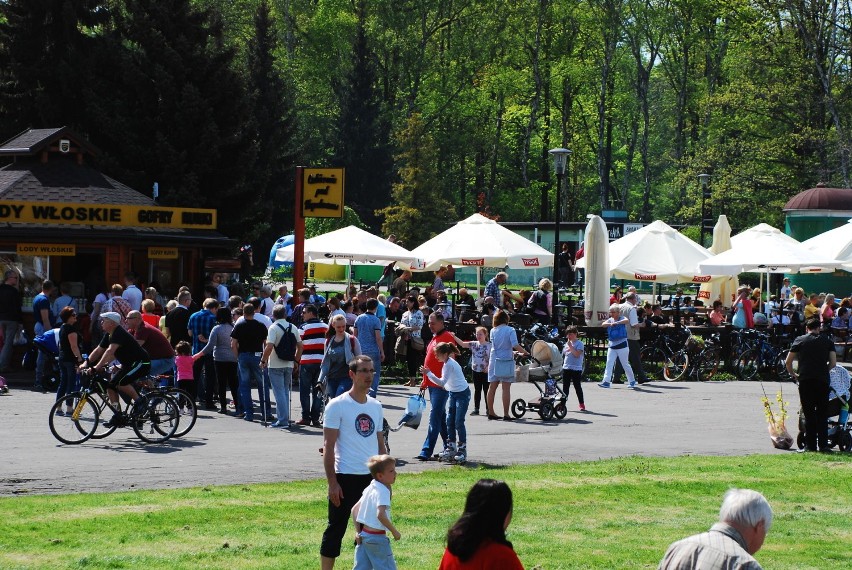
[78,311,151,427]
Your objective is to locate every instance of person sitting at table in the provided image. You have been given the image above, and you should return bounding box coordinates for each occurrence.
[610,286,623,305]
[457,288,476,310]
[770,306,791,328]
[649,304,670,326]
[709,300,726,326]
[831,306,848,330]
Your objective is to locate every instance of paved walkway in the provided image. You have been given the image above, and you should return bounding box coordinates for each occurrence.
[0,377,799,496]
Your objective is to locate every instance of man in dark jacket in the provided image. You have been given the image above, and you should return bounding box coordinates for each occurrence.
[0,270,22,372]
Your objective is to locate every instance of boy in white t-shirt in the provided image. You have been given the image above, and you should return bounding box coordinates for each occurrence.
[351,454,401,570]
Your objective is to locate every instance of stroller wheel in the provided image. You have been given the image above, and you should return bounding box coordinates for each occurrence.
[796,431,806,450]
[510,399,526,419]
[838,431,852,452]
[553,402,567,420]
[538,400,554,420]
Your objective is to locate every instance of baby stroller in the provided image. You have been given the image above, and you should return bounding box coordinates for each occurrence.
[32,327,61,392]
[796,366,851,451]
[510,340,568,420]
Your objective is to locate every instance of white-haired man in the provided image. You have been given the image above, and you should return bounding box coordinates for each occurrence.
[659,488,773,569]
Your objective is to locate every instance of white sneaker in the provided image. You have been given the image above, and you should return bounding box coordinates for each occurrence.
[453,444,467,463]
[439,443,456,461]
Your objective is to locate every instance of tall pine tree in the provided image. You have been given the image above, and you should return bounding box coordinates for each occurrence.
[246,0,299,263]
[86,0,255,240]
[332,0,392,232]
[0,0,108,139]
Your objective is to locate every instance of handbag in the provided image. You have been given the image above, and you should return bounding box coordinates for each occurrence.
[394,335,408,358]
[410,336,425,351]
[494,357,515,378]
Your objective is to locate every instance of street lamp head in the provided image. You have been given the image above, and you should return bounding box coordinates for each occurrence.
[697,173,711,188]
[548,147,572,175]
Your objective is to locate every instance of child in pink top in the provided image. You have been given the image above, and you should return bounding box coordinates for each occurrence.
[174,341,195,399]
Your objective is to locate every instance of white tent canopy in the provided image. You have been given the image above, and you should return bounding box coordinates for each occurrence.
[576,220,719,285]
[275,225,420,266]
[801,218,852,270]
[406,213,554,271]
[698,223,841,275]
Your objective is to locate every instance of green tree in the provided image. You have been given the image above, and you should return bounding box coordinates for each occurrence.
[246,0,299,262]
[0,0,108,139]
[376,113,451,246]
[86,0,255,240]
[332,0,393,231]
[305,205,367,238]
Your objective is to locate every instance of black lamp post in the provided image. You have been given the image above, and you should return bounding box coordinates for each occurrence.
[549,147,571,288]
[698,173,711,247]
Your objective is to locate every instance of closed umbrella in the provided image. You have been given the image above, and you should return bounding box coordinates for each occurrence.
[698,215,738,307]
[583,215,610,326]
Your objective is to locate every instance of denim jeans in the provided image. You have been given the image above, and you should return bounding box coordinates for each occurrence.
[34,321,48,386]
[299,363,322,422]
[237,352,262,417]
[149,357,175,383]
[446,387,471,444]
[327,376,352,399]
[267,366,292,424]
[354,532,397,570]
[56,360,78,401]
[192,353,217,405]
[419,386,448,457]
[0,320,20,371]
[365,351,381,398]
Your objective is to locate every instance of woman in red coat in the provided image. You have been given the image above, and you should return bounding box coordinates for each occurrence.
[439,479,524,569]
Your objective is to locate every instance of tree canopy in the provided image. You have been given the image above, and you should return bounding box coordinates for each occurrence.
[2,0,850,255]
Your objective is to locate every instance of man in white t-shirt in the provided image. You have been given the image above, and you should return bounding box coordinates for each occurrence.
[320,355,386,570]
[121,271,143,311]
[780,278,793,302]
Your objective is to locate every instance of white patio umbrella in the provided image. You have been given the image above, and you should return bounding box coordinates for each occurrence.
[698,215,738,307]
[801,218,852,270]
[275,225,420,266]
[583,215,610,326]
[405,213,554,293]
[699,223,842,277]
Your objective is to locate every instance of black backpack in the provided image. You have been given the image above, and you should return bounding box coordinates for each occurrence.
[527,290,548,313]
[273,322,298,361]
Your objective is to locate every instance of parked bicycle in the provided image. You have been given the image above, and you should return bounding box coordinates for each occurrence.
[640,326,690,380]
[735,330,792,381]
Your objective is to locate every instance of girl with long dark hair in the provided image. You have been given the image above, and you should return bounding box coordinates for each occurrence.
[439,479,523,569]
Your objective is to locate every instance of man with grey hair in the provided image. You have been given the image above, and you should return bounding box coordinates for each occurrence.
[484,271,508,301]
[0,270,22,373]
[659,488,773,569]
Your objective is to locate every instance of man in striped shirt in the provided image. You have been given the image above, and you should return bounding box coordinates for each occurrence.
[297,304,328,427]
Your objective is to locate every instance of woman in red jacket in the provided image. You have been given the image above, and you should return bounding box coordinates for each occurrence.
[439,479,524,569]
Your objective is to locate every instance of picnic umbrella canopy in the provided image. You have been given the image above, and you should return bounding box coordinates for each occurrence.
[274,225,420,266]
[603,220,714,285]
[801,218,852,270]
[698,223,842,275]
[407,213,554,271]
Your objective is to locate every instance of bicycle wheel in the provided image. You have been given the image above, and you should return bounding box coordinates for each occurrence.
[167,388,197,437]
[695,347,721,382]
[639,347,665,379]
[736,349,759,381]
[86,391,119,439]
[775,350,793,382]
[49,393,99,445]
[663,351,688,381]
[133,393,179,443]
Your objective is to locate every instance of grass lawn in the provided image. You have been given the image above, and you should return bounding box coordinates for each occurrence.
[1,454,850,569]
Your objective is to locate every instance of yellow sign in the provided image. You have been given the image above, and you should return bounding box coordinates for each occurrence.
[302,168,344,218]
[0,201,217,229]
[148,247,179,259]
[17,243,76,256]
